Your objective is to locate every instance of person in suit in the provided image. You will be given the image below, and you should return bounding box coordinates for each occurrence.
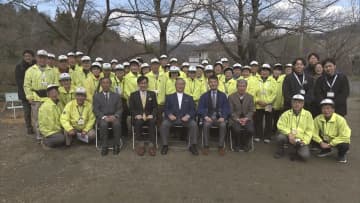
[198,76,230,156]
[129,76,158,156]
[93,77,123,156]
[228,79,255,152]
[160,78,199,156]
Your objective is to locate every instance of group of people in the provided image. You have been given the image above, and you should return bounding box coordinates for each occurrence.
[15,49,352,163]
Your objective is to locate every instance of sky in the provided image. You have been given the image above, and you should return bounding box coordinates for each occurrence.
[29,0,358,44]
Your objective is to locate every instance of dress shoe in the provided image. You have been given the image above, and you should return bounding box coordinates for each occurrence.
[161,146,168,155]
[101,147,108,156]
[189,145,199,156]
[148,147,157,156]
[218,147,225,156]
[136,146,145,156]
[202,146,209,155]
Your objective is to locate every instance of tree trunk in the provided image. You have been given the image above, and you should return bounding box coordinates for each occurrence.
[159,28,167,54]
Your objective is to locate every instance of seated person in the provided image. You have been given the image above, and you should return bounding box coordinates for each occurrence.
[312,99,351,163]
[228,79,255,152]
[198,76,230,156]
[93,77,123,156]
[38,84,65,148]
[60,87,96,146]
[129,76,158,156]
[274,94,314,161]
[160,78,199,156]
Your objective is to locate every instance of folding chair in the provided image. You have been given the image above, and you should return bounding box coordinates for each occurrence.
[95,122,124,150]
[229,127,254,152]
[132,123,158,150]
[167,124,191,150]
[2,92,23,119]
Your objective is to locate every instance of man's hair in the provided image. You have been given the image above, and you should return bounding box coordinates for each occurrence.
[292,57,306,66]
[208,75,218,82]
[237,79,248,87]
[23,50,34,57]
[137,76,148,84]
[100,77,112,84]
[307,52,320,61]
[175,77,185,84]
[322,58,336,67]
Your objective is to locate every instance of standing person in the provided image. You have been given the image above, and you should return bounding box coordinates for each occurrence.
[47,53,56,68]
[72,56,92,87]
[58,73,75,110]
[250,61,261,79]
[312,99,351,163]
[284,64,293,75]
[123,59,141,100]
[160,78,199,156]
[232,63,242,80]
[93,77,123,156]
[198,76,230,156]
[274,94,313,161]
[305,53,320,78]
[84,62,103,103]
[313,62,323,81]
[253,64,276,143]
[314,58,349,116]
[282,58,315,114]
[129,76,158,156]
[38,84,65,149]
[53,55,69,81]
[15,50,35,134]
[24,50,56,142]
[222,67,237,96]
[272,63,286,133]
[184,66,203,103]
[228,80,255,152]
[214,61,225,82]
[165,66,182,96]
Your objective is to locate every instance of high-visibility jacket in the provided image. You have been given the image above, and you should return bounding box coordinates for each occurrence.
[84,73,102,103]
[272,74,285,110]
[242,76,257,97]
[71,69,91,87]
[165,78,177,96]
[216,74,225,83]
[58,86,76,110]
[123,72,140,100]
[146,71,167,105]
[277,109,314,145]
[60,100,95,133]
[38,98,62,137]
[222,78,237,96]
[24,64,57,102]
[184,77,203,102]
[253,76,277,109]
[111,76,125,97]
[312,113,351,146]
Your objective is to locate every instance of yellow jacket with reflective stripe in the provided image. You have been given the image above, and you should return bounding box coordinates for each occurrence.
[38,98,62,137]
[111,76,125,97]
[58,86,76,110]
[221,78,237,96]
[146,71,166,105]
[184,77,203,102]
[123,72,140,100]
[253,77,277,109]
[165,78,177,95]
[271,74,285,110]
[23,64,57,102]
[71,69,91,87]
[60,100,95,132]
[312,113,351,146]
[277,109,314,145]
[84,73,102,103]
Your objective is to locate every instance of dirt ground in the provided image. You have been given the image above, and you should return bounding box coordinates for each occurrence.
[0,97,359,203]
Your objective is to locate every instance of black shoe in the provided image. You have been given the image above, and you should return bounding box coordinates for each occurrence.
[27,127,34,135]
[113,145,120,155]
[274,149,285,159]
[337,155,347,163]
[161,146,168,155]
[101,148,108,156]
[233,146,240,152]
[189,145,199,156]
[317,149,332,157]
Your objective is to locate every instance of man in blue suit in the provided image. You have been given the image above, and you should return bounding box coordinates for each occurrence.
[198,75,230,156]
[160,78,199,155]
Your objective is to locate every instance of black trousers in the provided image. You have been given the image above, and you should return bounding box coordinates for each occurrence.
[336,143,350,157]
[22,99,32,129]
[255,109,272,139]
[99,118,121,147]
[231,120,254,147]
[272,109,283,133]
[134,118,156,145]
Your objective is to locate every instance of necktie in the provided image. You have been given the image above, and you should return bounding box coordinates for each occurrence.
[212,91,216,109]
[105,92,109,103]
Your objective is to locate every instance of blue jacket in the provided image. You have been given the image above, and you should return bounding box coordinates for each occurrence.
[198,90,230,119]
[164,92,196,120]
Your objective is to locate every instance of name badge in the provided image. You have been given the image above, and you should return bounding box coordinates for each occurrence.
[327,91,335,98]
[115,86,121,94]
[78,118,85,125]
[300,89,306,95]
[291,129,297,135]
[41,81,48,87]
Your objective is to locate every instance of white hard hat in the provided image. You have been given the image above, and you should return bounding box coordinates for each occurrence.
[75,87,86,94]
[114,64,124,70]
[292,94,305,101]
[233,63,242,69]
[102,63,111,70]
[58,55,67,61]
[75,51,84,56]
[201,59,209,65]
[91,62,102,68]
[320,98,335,106]
[214,61,223,66]
[250,61,259,66]
[221,57,229,62]
[285,63,293,67]
[47,53,55,59]
[67,52,75,57]
[182,62,190,67]
[129,58,140,65]
[204,65,214,71]
[95,57,103,62]
[261,63,271,70]
[242,65,251,70]
[46,84,59,91]
[37,49,48,56]
[141,63,150,68]
[110,59,118,64]
[169,66,180,72]
[59,73,71,81]
[169,58,178,63]
[188,66,197,72]
[160,54,168,59]
[123,62,130,66]
[150,58,160,64]
[81,56,91,62]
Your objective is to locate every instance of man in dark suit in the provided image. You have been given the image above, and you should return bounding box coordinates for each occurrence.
[160,78,199,155]
[228,79,255,152]
[198,76,230,156]
[93,77,123,156]
[129,76,158,156]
